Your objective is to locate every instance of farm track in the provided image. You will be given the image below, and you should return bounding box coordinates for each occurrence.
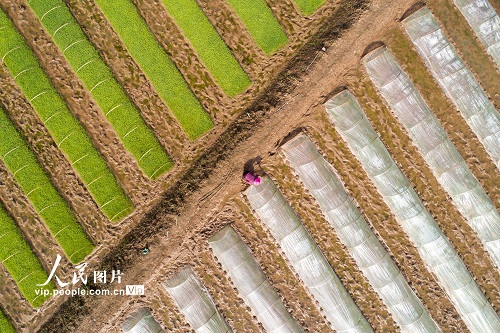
[0,0,498,331]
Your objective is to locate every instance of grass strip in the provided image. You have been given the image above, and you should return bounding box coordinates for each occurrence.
[0,205,54,308]
[0,309,15,332]
[0,10,133,222]
[160,0,250,97]
[94,0,213,140]
[293,0,326,15]
[224,0,288,54]
[27,0,173,180]
[0,108,94,263]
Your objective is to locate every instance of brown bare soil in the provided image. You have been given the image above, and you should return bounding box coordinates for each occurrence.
[0,0,498,332]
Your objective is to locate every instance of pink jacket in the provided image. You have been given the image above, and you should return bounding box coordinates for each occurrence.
[244,172,261,185]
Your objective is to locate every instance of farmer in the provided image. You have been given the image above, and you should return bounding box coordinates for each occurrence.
[243,171,261,185]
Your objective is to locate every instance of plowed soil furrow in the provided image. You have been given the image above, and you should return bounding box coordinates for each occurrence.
[1,0,151,203]
[64,0,190,162]
[263,156,398,331]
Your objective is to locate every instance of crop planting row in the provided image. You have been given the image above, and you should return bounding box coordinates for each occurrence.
[0,9,133,222]
[160,0,250,97]
[27,0,173,180]
[293,0,327,15]
[0,309,15,333]
[0,107,94,263]
[94,0,214,140]
[225,0,288,54]
[0,205,53,308]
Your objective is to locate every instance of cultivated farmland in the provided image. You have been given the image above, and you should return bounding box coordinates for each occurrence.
[0,0,499,332]
[94,0,214,140]
[0,107,94,263]
[160,0,251,97]
[28,0,174,180]
[0,10,133,222]
[0,205,53,307]
[224,0,288,54]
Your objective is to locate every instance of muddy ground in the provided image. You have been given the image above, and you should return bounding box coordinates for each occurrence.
[0,0,499,332]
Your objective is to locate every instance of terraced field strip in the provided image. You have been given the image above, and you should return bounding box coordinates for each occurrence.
[293,0,326,15]
[160,0,250,97]
[224,0,288,54]
[0,309,15,333]
[0,10,133,222]
[0,108,94,263]
[0,204,53,308]
[27,0,173,180]
[93,0,213,140]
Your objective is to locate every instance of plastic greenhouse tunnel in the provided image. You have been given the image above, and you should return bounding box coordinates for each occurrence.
[453,0,500,66]
[402,7,500,169]
[324,89,500,333]
[281,133,440,333]
[163,268,232,333]
[121,307,163,333]
[363,46,500,268]
[209,225,304,333]
[245,176,373,333]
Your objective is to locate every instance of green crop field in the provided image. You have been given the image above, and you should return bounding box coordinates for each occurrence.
[0,108,94,263]
[0,205,53,308]
[225,0,288,54]
[94,0,213,140]
[27,0,173,180]
[161,0,250,97]
[293,0,326,15]
[0,309,15,332]
[0,10,133,222]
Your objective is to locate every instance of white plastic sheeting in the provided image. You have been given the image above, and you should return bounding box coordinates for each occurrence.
[324,90,500,333]
[121,308,163,333]
[245,176,373,333]
[281,133,439,333]
[209,226,304,333]
[163,268,232,333]
[363,46,500,267]
[402,7,500,168]
[454,0,500,66]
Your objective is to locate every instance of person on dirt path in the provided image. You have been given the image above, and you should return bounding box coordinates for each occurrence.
[243,171,261,185]
[243,156,263,185]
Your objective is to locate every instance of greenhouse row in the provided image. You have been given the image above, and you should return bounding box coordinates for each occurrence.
[121,307,163,333]
[281,133,439,333]
[363,46,500,267]
[402,7,500,168]
[453,0,500,66]
[245,176,373,333]
[209,226,303,333]
[163,268,232,333]
[324,89,500,333]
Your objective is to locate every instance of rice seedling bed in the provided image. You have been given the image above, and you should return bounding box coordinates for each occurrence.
[0,10,133,222]
[94,0,214,140]
[0,205,53,308]
[27,0,173,180]
[224,0,289,54]
[160,0,250,97]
